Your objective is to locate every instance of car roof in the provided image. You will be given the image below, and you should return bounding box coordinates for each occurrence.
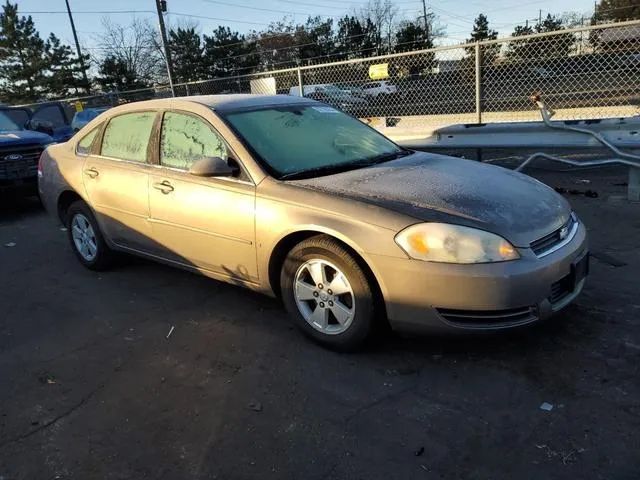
[182,94,315,111]
[93,94,317,119]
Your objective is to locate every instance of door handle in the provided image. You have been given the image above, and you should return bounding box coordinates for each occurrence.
[83,168,99,178]
[153,181,174,194]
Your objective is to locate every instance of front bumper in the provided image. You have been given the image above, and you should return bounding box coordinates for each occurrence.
[371,221,588,334]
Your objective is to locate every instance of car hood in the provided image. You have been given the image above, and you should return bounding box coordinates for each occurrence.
[0,129,53,146]
[292,152,571,247]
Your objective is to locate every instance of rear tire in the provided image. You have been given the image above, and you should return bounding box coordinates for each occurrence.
[280,235,378,351]
[66,200,113,271]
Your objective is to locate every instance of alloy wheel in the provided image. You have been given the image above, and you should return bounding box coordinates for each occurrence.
[293,259,356,335]
[71,213,98,262]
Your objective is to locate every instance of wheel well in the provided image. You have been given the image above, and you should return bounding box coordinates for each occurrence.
[57,190,82,225]
[268,232,386,315]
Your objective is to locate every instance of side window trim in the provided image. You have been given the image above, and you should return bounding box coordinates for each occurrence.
[158,109,253,184]
[98,110,159,164]
[75,124,102,156]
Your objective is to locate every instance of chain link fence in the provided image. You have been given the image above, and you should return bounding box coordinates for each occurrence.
[37,20,640,131]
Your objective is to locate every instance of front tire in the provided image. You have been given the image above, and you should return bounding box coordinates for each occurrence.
[66,200,113,270]
[280,235,378,351]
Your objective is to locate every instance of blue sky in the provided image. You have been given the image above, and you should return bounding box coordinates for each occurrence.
[17,0,593,56]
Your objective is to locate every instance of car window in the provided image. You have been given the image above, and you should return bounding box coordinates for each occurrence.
[101,111,156,163]
[1,109,28,128]
[0,111,22,131]
[33,105,67,128]
[160,112,228,170]
[76,126,99,155]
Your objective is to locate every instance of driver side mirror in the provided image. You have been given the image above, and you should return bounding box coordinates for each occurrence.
[188,156,237,177]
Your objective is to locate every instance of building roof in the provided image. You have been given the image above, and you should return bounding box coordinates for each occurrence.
[599,25,640,43]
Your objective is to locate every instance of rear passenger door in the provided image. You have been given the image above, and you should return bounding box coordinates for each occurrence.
[82,111,158,252]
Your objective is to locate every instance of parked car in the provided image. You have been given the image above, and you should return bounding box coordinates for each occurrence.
[360,81,397,98]
[289,84,366,114]
[71,107,110,132]
[38,95,588,351]
[1,102,74,143]
[0,110,57,196]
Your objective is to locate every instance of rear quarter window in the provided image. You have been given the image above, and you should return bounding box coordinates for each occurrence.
[76,126,100,155]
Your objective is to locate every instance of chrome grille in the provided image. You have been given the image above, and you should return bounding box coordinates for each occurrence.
[0,144,42,180]
[530,213,577,257]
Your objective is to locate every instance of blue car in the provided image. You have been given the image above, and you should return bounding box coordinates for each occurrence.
[0,110,57,196]
[71,107,109,132]
[1,103,74,143]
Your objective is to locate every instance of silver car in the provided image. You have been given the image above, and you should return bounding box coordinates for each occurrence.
[38,95,589,351]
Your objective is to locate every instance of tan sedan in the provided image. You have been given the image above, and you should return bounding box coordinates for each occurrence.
[38,95,588,350]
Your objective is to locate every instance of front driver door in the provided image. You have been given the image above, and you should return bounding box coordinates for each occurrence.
[148,111,257,282]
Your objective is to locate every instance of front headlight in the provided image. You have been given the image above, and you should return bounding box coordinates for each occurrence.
[395,223,520,264]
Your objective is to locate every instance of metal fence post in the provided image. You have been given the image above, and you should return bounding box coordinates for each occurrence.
[475,42,482,124]
[185,83,191,96]
[297,67,303,96]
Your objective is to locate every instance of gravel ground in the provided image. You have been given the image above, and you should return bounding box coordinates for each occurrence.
[0,164,639,480]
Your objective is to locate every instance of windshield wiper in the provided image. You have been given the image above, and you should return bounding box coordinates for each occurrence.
[280,163,358,181]
[280,149,413,181]
[355,149,412,166]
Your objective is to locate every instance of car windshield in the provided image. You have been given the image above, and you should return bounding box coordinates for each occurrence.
[222,105,406,179]
[0,111,22,131]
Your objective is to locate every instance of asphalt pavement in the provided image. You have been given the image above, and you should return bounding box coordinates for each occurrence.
[1,165,639,480]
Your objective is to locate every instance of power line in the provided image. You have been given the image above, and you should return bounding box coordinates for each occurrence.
[200,0,334,18]
[18,10,273,27]
[167,12,275,26]
[274,0,352,10]
[20,10,157,15]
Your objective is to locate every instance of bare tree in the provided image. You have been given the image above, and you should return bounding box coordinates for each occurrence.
[97,17,166,86]
[359,0,399,53]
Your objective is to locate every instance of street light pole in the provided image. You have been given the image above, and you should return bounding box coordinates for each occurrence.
[155,0,175,97]
[64,0,90,93]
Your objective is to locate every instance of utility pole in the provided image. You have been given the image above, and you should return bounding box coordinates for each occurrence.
[155,0,175,97]
[64,0,90,94]
[538,9,542,25]
[421,0,430,40]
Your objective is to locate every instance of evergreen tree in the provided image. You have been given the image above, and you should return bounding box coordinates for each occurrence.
[505,23,535,60]
[593,0,640,22]
[294,17,334,65]
[335,16,377,60]
[466,14,500,65]
[0,1,48,103]
[394,21,434,75]
[169,27,205,83]
[203,26,258,77]
[45,33,90,97]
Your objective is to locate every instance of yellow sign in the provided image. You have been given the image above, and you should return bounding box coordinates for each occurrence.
[74,101,84,112]
[369,63,389,80]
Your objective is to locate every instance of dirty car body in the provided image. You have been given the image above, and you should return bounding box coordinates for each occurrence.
[38,95,588,350]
